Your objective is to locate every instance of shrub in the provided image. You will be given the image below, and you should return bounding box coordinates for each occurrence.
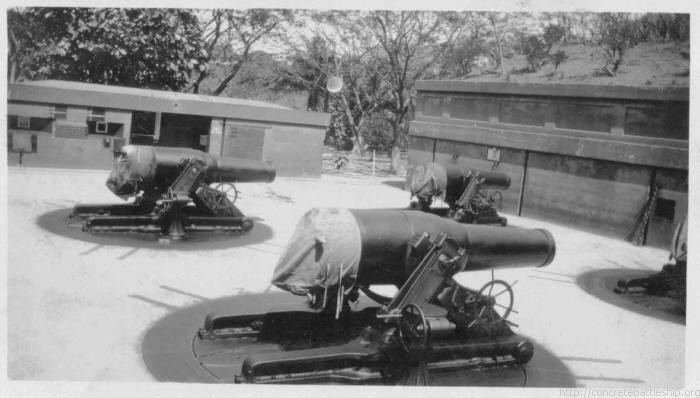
[543,24,566,50]
[518,24,565,73]
[520,35,548,72]
[595,13,639,76]
[552,50,568,70]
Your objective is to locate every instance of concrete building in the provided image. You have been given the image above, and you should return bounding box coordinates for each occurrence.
[408,81,688,248]
[7,80,329,177]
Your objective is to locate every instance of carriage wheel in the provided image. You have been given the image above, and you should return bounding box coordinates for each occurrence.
[469,279,515,328]
[211,182,239,209]
[488,191,503,211]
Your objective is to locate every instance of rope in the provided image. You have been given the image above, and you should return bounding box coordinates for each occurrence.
[626,184,659,246]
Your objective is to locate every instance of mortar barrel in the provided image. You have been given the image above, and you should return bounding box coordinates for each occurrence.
[271,208,555,295]
[352,209,554,285]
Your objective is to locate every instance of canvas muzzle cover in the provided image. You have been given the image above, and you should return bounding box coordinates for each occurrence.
[105,145,156,198]
[409,162,447,200]
[271,208,362,298]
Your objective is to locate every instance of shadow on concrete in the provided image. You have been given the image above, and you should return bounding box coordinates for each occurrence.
[128,294,179,311]
[576,268,685,324]
[558,356,621,364]
[35,208,274,251]
[527,274,577,285]
[159,285,210,301]
[381,180,406,190]
[142,292,576,386]
[574,375,644,384]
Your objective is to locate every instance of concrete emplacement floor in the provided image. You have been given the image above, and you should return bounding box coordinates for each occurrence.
[5,167,685,387]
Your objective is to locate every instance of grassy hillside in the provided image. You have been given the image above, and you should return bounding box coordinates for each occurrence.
[468,41,690,87]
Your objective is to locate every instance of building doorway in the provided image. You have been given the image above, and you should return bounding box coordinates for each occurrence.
[158,113,211,151]
[130,111,157,145]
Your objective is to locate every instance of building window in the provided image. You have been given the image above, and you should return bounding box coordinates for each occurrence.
[421,96,443,117]
[88,108,106,122]
[130,111,157,145]
[16,116,31,129]
[499,100,546,127]
[50,105,67,120]
[87,108,110,134]
[624,103,688,140]
[451,97,491,122]
[554,102,613,133]
[654,198,676,222]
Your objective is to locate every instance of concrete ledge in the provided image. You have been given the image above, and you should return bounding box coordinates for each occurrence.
[410,120,688,170]
[10,80,330,128]
[415,80,689,102]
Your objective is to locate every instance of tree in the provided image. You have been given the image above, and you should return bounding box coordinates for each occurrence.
[8,8,206,90]
[358,10,467,173]
[520,34,548,72]
[552,50,567,70]
[594,13,639,76]
[519,24,565,72]
[282,28,393,154]
[434,35,489,78]
[543,24,566,52]
[485,13,507,77]
[281,34,336,112]
[188,9,296,96]
[637,13,689,43]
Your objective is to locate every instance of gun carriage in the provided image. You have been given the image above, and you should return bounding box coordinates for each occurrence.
[69,145,276,238]
[615,217,687,304]
[409,162,510,226]
[199,208,555,384]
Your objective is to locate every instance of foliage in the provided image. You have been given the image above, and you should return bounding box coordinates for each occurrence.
[543,24,566,51]
[437,38,489,77]
[355,10,468,172]
[636,13,690,43]
[280,34,336,111]
[214,52,306,108]
[280,10,468,164]
[280,30,368,152]
[518,24,565,72]
[324,98,354,150]
[8,8,206,90]
[551,50,568,70]
[520,35,549,72]
[360,113,394,153]
[189,9,297,95]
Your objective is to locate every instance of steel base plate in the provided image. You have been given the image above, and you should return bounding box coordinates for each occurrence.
[142,293,575,386]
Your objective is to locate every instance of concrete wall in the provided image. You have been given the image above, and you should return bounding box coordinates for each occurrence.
[262,125,325,178]
[409,81,689,248]
[8,131,119,169]
[208,119,325,177]
[222,120,266,160]
[407,135,434,167]
[521,153,652,237]
[208,118,225,157]
[7,101,129,169]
